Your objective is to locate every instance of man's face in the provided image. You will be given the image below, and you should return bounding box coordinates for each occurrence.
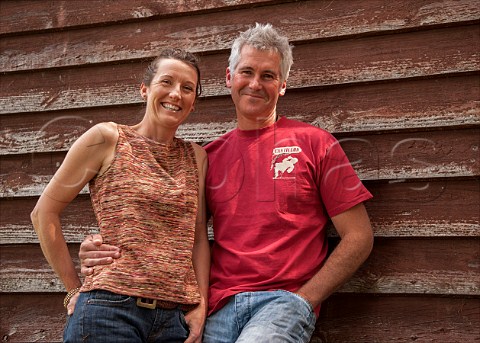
[226,45,286,128]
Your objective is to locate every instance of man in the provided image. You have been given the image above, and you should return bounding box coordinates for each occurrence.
[79,23,373,342]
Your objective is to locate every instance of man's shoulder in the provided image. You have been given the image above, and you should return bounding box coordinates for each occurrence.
[204,129,236,153]
[280,117,335,140]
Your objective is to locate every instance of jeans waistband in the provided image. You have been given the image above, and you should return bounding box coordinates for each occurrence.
[136,297,196,312]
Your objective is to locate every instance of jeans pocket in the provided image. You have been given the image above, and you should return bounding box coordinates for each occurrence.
[86,290,133,308]
[277,290,316,340]
[178,311,190,332]
[277,290,314,314]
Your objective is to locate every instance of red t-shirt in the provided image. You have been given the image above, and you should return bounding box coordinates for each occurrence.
[205,117,372,315]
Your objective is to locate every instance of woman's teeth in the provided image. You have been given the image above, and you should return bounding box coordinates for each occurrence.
[162,103,180,111]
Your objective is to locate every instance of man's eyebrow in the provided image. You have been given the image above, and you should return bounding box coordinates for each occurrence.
[264,69,278,74]
[238,66,278,74]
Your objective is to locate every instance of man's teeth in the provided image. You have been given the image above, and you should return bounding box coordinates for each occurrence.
[162,103,180,111]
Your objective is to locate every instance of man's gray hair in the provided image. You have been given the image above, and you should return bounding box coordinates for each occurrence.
[229,23,294,83]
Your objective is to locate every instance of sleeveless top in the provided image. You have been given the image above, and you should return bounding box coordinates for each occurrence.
[81,124,200,305]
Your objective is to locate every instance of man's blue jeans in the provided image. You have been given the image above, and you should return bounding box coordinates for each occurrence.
[64,290,189,342]
[203,290,316,343]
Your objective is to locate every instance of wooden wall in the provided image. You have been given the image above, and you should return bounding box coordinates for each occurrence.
[1,0,479,341]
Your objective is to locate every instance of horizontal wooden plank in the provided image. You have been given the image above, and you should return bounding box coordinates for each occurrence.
[1,179,478,244]
[1,74,478,155]
[1,128,478,198]
[1,239,478,295]
[0,294,65,343]
[364,179,480,238]
[0,195,98,244]
[0,244,80,293]
[338,128,480,180]
[1,0,479,72]
[1,294,478,342]
[0,0,287,36]
[313,294,480,342]
[337,238,480,295]
[1,24,478,115]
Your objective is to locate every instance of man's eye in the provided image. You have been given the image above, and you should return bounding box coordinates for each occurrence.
[161,79,172,85]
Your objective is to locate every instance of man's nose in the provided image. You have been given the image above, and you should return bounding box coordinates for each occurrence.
[249,76,262,90]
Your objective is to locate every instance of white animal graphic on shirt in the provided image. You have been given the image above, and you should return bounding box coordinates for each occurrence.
[274,156,298,179]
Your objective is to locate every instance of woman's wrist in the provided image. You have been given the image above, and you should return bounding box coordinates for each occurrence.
[63,286,81,308]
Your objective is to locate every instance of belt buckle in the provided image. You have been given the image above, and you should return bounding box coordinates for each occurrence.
[136,297,157,309]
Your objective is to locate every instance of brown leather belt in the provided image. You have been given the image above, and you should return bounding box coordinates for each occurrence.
[136,297,195,312]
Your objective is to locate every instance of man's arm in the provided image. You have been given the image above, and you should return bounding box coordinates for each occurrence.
[296,203,373,308]
[184,143,210,343]
[79,234,121,276]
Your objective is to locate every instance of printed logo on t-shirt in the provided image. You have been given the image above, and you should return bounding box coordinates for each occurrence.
[271,146,302,179]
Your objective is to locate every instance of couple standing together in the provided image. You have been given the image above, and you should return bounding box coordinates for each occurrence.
[32,23,373,342]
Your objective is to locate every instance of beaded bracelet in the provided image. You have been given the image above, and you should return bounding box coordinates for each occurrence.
[63,287,81,308]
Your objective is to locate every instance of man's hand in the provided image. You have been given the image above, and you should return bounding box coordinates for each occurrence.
[79,234,121,276]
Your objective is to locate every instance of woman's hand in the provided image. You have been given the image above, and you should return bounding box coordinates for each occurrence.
[66,291,80,316]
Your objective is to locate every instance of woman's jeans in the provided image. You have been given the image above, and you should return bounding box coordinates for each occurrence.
[64,290,189,342]
[203,290,316,343]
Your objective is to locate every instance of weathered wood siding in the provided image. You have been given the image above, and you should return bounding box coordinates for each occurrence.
[1,0,479,341]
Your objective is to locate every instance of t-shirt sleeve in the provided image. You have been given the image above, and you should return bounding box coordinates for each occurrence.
[318,138,372,217]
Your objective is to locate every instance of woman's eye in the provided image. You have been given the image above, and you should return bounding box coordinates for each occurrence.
[161,79,172,85]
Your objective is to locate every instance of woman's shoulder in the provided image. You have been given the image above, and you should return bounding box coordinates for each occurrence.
[94,121,119,137]
[189,142,208,184]
[190,142,208,171]
[190,142,207,157]
[82,122,119,146]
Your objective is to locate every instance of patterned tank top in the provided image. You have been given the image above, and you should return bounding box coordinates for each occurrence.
[81,124,200,305]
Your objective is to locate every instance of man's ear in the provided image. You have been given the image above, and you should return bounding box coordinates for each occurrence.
[279,80,287,96]
[226,67,232,88]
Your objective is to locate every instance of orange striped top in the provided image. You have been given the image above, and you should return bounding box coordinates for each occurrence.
[81,124,200,305]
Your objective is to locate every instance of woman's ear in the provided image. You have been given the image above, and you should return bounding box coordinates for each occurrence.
[140,83,148,100]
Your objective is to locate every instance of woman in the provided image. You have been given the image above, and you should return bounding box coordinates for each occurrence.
[31,48,210,343]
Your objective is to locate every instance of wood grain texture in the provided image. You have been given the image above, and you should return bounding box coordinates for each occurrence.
[2,0,479,71]
[338,238,480,296]
[0,294,65,343]
[2,25,479,115]
[1,294,478,342]
[1,179,478,245]
[1,238,478,295]
[1,128,478,197]
[313,294,480,343]
[1,0,479,341]
[1,74,479,155]
[0,0,290,35]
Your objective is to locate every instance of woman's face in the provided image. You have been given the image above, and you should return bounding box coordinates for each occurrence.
[141,58,198,129]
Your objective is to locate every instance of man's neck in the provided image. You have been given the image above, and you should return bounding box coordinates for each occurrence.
[237,113,278,131]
